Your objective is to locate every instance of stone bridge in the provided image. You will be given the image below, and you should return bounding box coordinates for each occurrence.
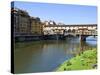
[43,24,97,41]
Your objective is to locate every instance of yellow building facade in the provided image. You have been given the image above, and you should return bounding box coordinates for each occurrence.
[31,17,43,35]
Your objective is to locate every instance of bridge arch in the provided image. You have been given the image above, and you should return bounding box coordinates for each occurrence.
[68,29,71,32]
[72,29,75,33]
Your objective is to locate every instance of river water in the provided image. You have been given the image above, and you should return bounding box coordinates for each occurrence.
[14,36,97,73]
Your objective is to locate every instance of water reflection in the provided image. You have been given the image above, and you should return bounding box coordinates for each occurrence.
[14,36,97,73]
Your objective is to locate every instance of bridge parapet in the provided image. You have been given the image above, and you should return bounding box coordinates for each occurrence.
[42,24,97,36]
[43,28,97,36]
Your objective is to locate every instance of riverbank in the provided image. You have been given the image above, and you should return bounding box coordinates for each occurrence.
[56,48,97,71]
[15,34,66,42]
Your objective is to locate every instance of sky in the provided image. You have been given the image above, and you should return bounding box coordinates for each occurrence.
[12,1,97,24]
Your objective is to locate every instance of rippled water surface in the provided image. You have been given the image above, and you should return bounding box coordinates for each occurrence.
[14,36,97,73]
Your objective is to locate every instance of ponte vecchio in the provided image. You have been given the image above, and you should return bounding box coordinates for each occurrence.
[43,22,97,41]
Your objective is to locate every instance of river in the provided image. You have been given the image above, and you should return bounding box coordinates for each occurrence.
[14,36,97,73]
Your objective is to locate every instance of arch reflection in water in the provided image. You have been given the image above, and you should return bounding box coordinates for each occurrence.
[14,36,97,73]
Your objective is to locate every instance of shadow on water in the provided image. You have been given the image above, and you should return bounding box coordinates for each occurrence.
[14,36,97,73]
[78,36,97,55]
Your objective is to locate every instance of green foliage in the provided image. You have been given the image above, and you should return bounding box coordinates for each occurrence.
[56,49,97,71]
[82,50,97,59]
[64,68,66,71]
[66,61,72,66]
